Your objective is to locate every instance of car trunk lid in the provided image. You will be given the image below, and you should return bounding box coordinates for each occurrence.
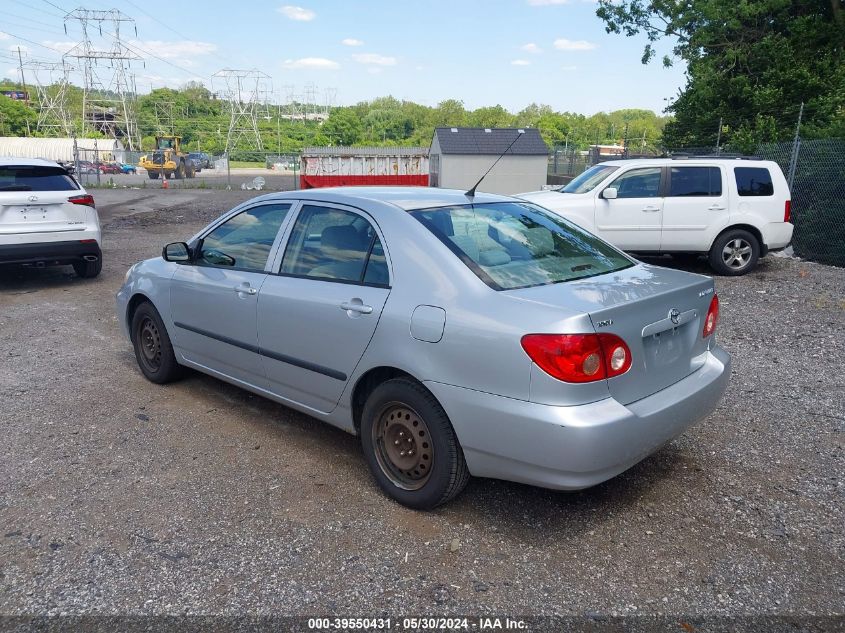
[505,264,716,405]
[0,165,87,236]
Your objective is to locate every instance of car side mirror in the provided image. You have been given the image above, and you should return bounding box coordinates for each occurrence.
[162,242,191,262]
[602,187,618,200]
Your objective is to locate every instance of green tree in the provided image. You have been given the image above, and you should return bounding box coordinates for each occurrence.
[0,95,37,136]
[322,107,364,145]
[596,0,845,147]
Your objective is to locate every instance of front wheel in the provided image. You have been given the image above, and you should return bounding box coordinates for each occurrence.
[148,171,159,180]
[361,378,470,509]
[709,229,760,275]
[130,302,183,384]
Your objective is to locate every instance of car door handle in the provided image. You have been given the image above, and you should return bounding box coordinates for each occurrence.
[708,204,726,211]
[233,283,258,296]
[642,206,660,212]
[340,301,373,314]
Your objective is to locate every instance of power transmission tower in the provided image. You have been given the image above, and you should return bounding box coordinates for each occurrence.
[28,60,74,136]
[212,68,271,151]
[63,8,141,149]
[154,101,176,135]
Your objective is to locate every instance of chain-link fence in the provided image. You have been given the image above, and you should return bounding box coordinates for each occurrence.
[756,138,845,267]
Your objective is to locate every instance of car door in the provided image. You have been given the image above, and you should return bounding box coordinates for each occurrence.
[594,166,663,251]
[660,165,727,251]
[169,202,292,388]
[257,203,391,413]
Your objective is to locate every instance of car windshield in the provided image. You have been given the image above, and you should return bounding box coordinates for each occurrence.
[0,166,79,192]
[561,164,619,194]
[411,201,633,290]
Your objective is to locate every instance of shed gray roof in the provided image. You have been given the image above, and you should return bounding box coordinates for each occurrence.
[432,127,548,156]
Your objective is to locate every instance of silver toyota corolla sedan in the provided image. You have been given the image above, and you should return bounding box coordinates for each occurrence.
[116,187,730,509]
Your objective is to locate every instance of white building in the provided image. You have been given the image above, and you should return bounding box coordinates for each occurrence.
[0,137,125,163]
[429,127,549,195]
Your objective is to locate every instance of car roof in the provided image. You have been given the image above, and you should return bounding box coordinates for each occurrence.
[255,186,517,211]
[597,157,778,168]
[0,157,63,168]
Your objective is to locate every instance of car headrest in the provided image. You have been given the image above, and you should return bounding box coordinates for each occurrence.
[321,225,365,252]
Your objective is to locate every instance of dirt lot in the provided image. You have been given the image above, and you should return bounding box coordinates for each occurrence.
[0,188,843,627]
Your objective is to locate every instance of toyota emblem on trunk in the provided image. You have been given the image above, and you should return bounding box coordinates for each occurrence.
[669,308,681,324]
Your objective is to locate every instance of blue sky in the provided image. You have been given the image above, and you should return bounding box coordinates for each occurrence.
[1,0,686,115]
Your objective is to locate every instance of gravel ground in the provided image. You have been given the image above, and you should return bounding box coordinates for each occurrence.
[0,189,843,629]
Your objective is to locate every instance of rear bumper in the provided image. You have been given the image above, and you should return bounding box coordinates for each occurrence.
[425,345,731,490]
[0,239,102,266]
[762,222,793,251]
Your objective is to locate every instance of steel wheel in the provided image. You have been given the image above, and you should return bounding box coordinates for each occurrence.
[137,316,162,373]
[721,238,753,270]
[372,402,433,490]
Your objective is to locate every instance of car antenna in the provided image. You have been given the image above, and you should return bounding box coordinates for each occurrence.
[465,129,525,198]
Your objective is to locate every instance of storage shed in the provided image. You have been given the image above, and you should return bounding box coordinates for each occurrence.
[300,146,429,189]
[429,127,548,195]
[0,137,125,163]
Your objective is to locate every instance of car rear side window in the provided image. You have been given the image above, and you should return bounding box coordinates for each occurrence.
[0,166,79,192]
[735,167,774,196]
[669,166,722,197]
[412,201,633,290]
[280,205,389,286]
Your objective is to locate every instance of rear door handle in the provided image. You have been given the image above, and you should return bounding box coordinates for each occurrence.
[642,206,660,212]
[708,204,726,211]
[233,283,258,296]
[340,300,373,314]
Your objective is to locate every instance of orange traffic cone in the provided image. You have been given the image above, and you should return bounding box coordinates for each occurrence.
[162,178,168,189]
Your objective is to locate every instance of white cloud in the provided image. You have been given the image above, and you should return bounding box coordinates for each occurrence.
[131,40,217,58]
[278,5,316,21]
[282,57,339,70]
[511,59,531,66]
[341,38,364,47]
[42,40,76,53]
[140,73,205,89]
[367,67,383,75]
[553,38,597,51]
[527,0,569,5]
[0,32,10,41]
[521,43,541,54]
[352,53,397,67]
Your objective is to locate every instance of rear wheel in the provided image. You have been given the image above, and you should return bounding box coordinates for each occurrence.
[361,378,470,509]
[148,171,159,180]
[130,302,183,384]
[72,258,101,279]
[709,229,760,275]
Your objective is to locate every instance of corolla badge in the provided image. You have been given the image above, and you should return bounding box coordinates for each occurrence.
[28,195,38,202]
[669,308,681,325]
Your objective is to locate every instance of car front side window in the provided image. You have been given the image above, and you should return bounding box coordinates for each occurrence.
[280,205,388,286]
[198,203,291,272]
[608,167,662,199]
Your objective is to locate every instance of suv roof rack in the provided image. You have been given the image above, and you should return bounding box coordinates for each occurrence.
[667,153,761,160]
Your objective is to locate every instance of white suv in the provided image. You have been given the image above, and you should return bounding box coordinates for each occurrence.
[520,157,793,275]
[0,158,102,278]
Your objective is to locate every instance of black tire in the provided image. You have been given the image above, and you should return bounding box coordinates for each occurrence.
[360,378,470,509]
[130,302,183,384]
[708,229,760,276]
[148,171,159,180]
[175,162,185,180]
[72,258,102,278]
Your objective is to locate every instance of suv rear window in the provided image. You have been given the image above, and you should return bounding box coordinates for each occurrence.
[412,201,633,290]
[735,167,774,196]
[669,166,722,197]
[0,166,79,192]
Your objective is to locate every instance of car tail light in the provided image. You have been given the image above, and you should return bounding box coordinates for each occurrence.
[68,194,95,208]
[784,200,791,223]
[521,333,632,383]
[702,294,719,338]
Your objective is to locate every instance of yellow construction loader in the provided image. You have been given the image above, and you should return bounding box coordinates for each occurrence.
[138,136,196,180]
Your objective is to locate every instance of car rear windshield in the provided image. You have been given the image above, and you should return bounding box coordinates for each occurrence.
[0,165,79,192]
[411,201,633,290]
[560,164,619,194]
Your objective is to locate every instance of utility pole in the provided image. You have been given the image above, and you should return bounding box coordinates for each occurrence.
[787,102,804,189]
[16,46,31,135]
[715,117,723,154]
